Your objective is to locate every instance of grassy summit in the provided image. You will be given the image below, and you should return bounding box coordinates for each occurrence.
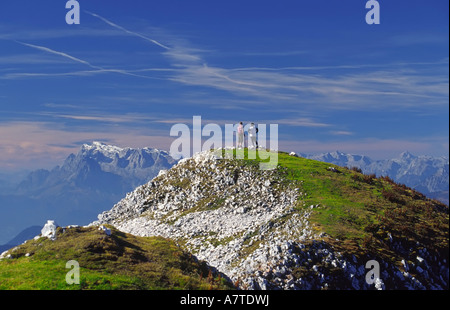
[242,149,448,255]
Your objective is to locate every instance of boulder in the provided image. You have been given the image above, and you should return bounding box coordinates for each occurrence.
[41,220,59,241]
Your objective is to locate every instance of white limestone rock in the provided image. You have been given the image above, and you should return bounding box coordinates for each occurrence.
[41,220,60,241]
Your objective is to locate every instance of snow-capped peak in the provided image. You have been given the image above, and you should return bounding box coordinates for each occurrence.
[82,141,125,155]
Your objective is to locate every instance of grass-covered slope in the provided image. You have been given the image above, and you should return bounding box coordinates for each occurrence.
[0,225,233,290]
[276,151,448,255]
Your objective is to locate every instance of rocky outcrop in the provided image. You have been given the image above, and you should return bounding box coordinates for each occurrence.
[94,150,308,288]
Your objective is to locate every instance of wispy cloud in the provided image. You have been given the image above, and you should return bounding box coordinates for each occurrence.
[41,112,160,125]
[241,50,308,57]
[228,59,450,72]
[330,130,354,136]
[0,68,166,80]
[0,53,72,65]
[388,33,448,46]
[0,26,131,41]
[4,13,448,111]
[268,117,330,128]
[36,109,330,131]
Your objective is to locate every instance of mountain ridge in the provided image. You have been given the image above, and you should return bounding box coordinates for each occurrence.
[17,141,177,195]
[92,149,449,290]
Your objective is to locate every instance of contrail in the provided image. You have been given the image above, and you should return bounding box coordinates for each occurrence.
[85,11,171,50]
[16,41,153,79]
[16,41,102,70]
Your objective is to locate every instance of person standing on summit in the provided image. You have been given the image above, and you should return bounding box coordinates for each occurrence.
[237,122,244,149]
[248,122,258,149]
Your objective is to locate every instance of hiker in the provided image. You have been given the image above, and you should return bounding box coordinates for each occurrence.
[248,122,258,149]
[237,121,244,149]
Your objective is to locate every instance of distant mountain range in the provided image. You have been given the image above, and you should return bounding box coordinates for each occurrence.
[16,142,176,197]
[306,151,449,205]
[0,142,177,245]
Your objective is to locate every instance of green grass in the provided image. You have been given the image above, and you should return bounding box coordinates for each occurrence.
[226,149,448,261]
[0,259,144,290]
[276,152,383,240]
[0,226,234,290]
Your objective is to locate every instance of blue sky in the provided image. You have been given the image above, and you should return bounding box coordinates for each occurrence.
[0,0,448,170]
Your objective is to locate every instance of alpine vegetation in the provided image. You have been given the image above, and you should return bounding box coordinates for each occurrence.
[94,149,449,290]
